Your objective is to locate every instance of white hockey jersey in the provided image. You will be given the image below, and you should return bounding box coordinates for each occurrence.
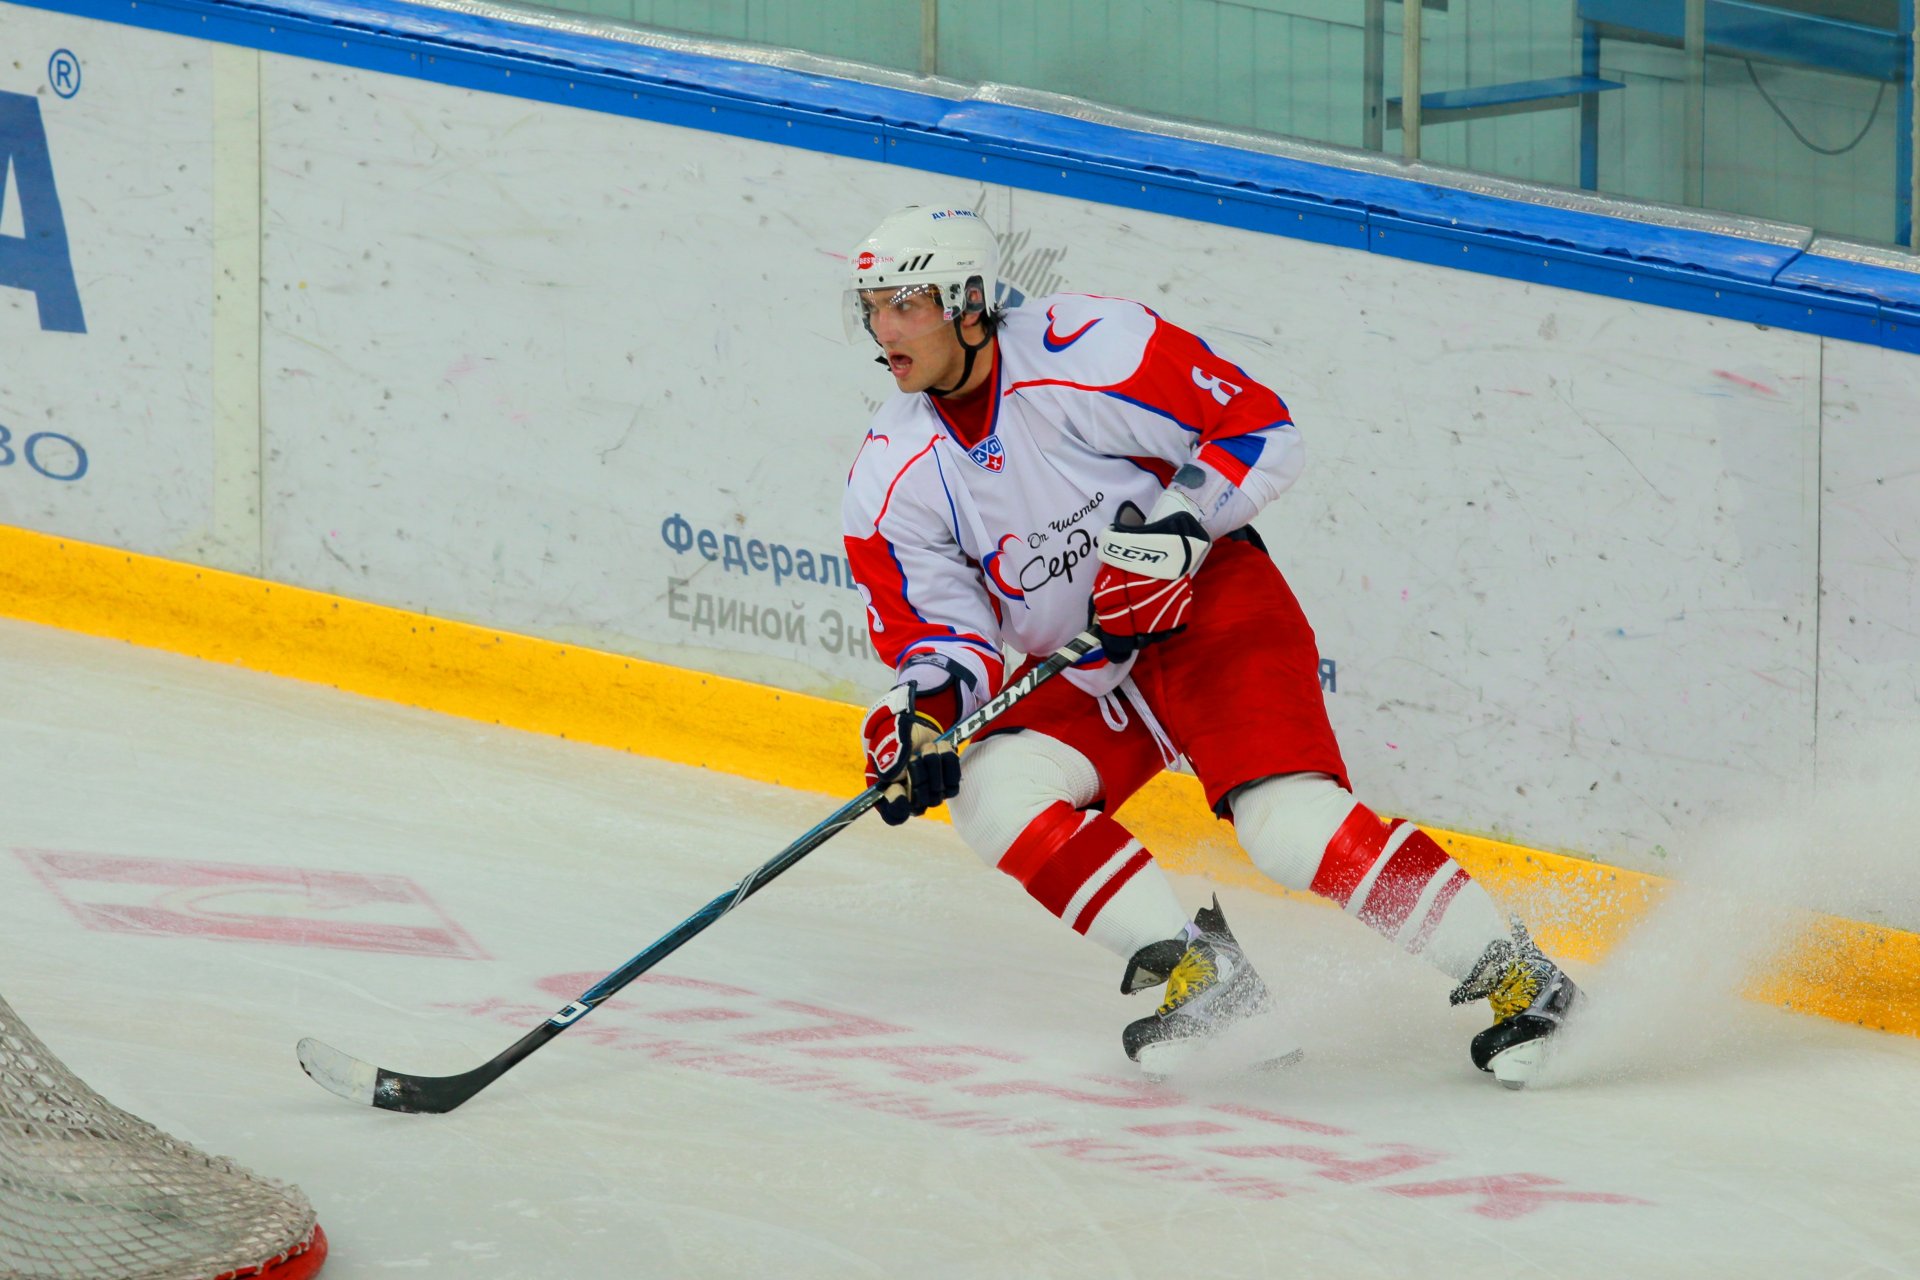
[842,292,1304,717]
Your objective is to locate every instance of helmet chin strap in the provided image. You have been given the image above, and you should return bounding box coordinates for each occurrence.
[926,317,991,398]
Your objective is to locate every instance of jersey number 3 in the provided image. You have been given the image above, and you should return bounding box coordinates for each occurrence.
[1192,367,1242,406]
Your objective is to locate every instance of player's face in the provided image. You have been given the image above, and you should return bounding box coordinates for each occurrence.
[861,286,965,393]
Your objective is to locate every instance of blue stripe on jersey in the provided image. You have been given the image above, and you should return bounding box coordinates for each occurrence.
[1213,433,1268,470]
[929,446,965,546]
[907,635,1001,666]
[1101,390,1199,434]
[887,533,994,655]
[936,635,1001,658]
[885,540,931,624]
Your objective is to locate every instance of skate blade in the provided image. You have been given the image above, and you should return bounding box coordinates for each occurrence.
[1488,1038,1547,1090]
[1134,1016,1302,1083]
[1134,1038,1198,1081]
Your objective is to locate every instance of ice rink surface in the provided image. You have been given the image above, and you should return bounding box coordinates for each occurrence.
[4,616,1920,1279]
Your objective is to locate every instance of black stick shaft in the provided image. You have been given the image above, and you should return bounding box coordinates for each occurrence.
[328,631,1098,1113]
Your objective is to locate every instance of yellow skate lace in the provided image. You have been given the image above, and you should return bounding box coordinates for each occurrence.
[1157,948,1217,1015]
[1487,959,1543,1024]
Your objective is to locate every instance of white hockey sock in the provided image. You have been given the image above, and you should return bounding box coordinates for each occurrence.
[1232,773,1507,981]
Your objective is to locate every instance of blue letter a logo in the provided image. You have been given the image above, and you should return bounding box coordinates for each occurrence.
[0,90,86,334]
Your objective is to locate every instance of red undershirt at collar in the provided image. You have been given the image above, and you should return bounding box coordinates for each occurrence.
[927,340,1000,450]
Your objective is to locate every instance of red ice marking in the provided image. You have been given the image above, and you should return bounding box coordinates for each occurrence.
[793,1043,1025,1085]
[648,1007,753,1024]
[644,974,759,997]
[531,972,757,1023]
[734,1001,908,1045]
[1127,1120,1237,1139]
[536,972,757,998]
[1380,1174,1652,1220]
[1028,1138,1295,1201]
[1211,1101,1351,1137]
[15,848,487,959]
[431,997,528,1019]
[957,1074,1180,1110]
[555,1021,627,1049]
[1031,1137,1189,1171]
[463,981,1651,1218]
[1207,1142,1444,1184]
[1712,369,1779,396]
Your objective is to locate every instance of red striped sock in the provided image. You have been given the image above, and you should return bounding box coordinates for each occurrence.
[997,801,1185,959]
[1310,804,1487,960]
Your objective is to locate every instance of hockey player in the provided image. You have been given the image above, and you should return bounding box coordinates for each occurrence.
[841,204,1579,1086]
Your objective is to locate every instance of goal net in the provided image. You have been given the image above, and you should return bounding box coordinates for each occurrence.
[0,991,328,1280]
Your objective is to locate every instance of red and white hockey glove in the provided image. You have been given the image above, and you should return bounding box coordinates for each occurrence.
[1091,493,1212,663]
[862,669,964,826]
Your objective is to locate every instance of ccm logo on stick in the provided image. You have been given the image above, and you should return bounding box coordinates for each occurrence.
[548,1001,592,1027]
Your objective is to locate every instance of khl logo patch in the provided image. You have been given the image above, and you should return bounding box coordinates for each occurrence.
[968,435,1006,473]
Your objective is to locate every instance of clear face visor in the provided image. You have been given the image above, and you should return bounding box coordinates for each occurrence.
[842,283,960,347]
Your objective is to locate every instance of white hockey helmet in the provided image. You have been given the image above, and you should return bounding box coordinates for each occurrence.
[843,205,1001,346]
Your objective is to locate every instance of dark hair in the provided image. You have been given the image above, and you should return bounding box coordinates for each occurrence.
[962,274,1004,338]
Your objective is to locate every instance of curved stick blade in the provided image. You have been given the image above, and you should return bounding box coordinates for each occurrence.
[297,1037,380,1106]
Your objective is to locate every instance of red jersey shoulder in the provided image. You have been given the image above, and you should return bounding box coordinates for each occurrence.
[1003,293,1156,386]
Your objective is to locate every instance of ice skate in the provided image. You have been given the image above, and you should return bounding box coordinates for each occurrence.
[1449,921,1582,1089]
[1120,898,1291,1079]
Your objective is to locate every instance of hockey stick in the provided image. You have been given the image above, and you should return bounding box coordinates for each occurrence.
[297,630,1099,1114]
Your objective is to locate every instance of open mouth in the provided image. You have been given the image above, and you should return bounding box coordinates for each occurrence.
[886,353,914,378]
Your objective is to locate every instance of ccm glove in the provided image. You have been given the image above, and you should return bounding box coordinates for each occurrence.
[862,673,964,826]
[1091,494,1212,663]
